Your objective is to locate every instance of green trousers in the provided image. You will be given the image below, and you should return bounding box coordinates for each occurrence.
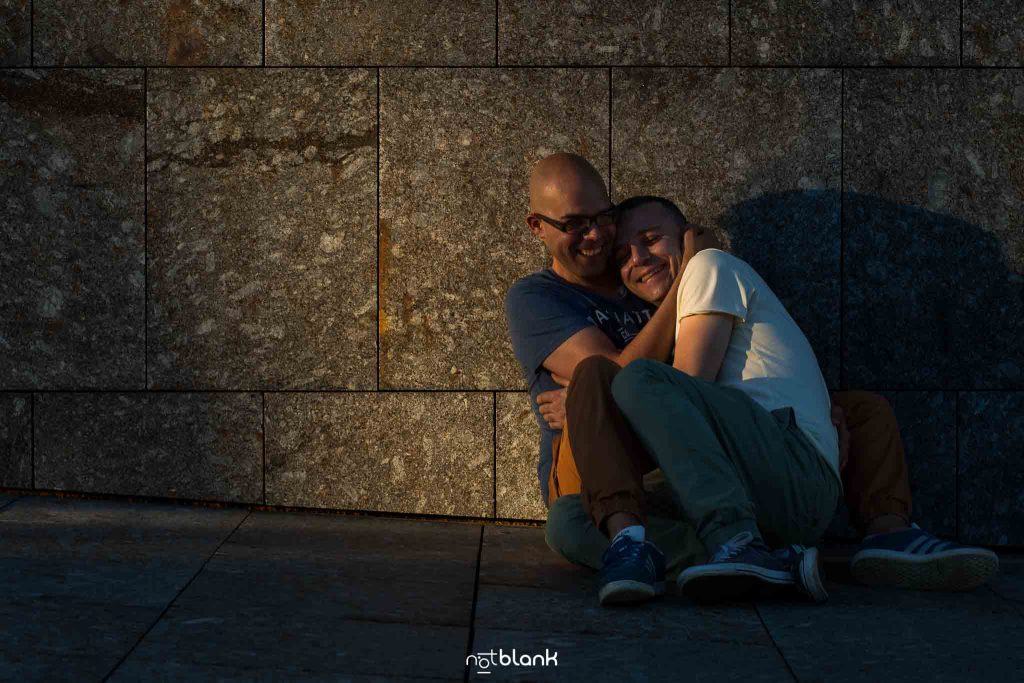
[546,357,841,578]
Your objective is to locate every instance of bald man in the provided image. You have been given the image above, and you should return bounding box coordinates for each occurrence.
[507,153,710,507]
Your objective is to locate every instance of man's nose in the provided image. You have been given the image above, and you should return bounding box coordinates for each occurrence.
[631,244,650,265]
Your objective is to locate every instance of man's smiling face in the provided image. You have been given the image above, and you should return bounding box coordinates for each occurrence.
[528,155,616,284]
[614,202,685,305]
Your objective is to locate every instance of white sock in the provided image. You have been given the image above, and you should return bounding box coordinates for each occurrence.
[612,524,645,544]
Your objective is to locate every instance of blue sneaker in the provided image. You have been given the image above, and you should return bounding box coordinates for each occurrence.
[850,523,999,591]
[771,543,829,603]
[597,534,666,606]
[679,531,825,603]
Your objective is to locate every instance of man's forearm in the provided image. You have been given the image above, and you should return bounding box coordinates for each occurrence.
[616,289,678,366]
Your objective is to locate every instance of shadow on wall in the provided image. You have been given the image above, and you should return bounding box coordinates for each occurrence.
[719,190,1023,392]
[717,189,1023,540]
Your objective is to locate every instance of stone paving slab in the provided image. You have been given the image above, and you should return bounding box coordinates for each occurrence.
[473,526,789,680]
[112,510,481,679]
[111,660,454,683]
[118,616,469,681]
[0,497,247,607]
[0,496,246,681]
[758,579,1024,682]
[479,524,595,593]
[467,628,790,682]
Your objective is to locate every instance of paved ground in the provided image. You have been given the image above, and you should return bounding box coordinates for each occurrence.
[1,493,1022,682]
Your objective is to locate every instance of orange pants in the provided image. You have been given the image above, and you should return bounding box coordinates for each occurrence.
[549,385,911,537]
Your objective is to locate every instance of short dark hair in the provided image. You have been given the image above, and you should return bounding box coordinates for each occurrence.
[614,195,688,230]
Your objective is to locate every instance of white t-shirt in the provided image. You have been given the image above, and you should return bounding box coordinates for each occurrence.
[675,249,842,493]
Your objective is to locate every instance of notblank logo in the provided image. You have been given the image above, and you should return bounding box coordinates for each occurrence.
[466,648,559,674]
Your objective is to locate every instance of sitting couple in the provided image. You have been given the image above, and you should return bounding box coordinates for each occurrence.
[505,152,999,606]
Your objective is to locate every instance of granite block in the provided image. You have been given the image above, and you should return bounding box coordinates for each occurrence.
[844,70,1024,389]
[0,0,30,66]
[965,0,1024,65]
[881,391,957,538]
[34,393,262,502]
[379,68,608,389]
[147,68,377,390]
[265,392,493,516]
[757,582,1024,681]
[0,393,31,488]
[119,604,468,679]
[0,69,145,389]
[267,0,495,66]
[732,0,959,65]
[958,392,1024,546]
[34,0,261,66]
[497,0,728,65]
[467,627,789,681]
[613,68,841,388]
[496,392,546,520]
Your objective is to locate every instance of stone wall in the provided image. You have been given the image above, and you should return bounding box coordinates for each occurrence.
[1,1,1021,546]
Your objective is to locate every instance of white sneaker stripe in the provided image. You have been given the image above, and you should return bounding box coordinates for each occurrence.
[903,535,932,554]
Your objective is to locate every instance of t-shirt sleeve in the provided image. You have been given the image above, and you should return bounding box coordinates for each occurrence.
[676,249,752,324]
[505,278,594,378]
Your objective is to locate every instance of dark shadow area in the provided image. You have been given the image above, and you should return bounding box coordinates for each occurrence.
[718,189,1023,541]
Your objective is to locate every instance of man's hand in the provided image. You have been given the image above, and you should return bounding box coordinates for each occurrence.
[537,388,567,430]
[830,401,850,473]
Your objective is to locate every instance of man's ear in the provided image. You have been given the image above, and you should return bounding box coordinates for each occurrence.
[526,214,544,239]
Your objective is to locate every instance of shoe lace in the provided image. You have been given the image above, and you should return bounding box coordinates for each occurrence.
[608,535,645,565]
[711,531,755,562]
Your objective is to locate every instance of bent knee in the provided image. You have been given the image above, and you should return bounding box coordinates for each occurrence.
[609,357,660,406]
[544,495,594,560]
[570,354,620,387]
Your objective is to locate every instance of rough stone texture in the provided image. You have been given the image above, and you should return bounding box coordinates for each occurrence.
[881,391,957,538]
[0,69,145,390]
[732,0,959,65]
[958,392,1024,546]
[844,70,1024,389]
[34,392,262,502]
[0,393,31,488]
[479,524,595,594]
[0,0,30,66]
[613,68,841,388]
[379,68,608,389]
[965,0,1024,66]
[147,68,377,390]
[34,0,261,66]
[267,0,495,66]
[265,392,494,516]
[114,511,476,680]
[758,580,1024,681]
[497,0,728,65]
[0,496,247,603]
[0,496,245,680]
[496,392,546,520]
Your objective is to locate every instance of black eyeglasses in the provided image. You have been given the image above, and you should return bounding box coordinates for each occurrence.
[531,207,617,235]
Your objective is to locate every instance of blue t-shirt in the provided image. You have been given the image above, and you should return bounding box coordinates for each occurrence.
[504,269,656,507]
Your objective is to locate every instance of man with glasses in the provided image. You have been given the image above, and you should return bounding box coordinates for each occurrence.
[505,152,709,515]
[505,152,999,606]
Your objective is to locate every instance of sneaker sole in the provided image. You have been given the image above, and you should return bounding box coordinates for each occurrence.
[850,548,999,591]
[678,564,793,603]
[796,547,829,603]
[598,579,666,606]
